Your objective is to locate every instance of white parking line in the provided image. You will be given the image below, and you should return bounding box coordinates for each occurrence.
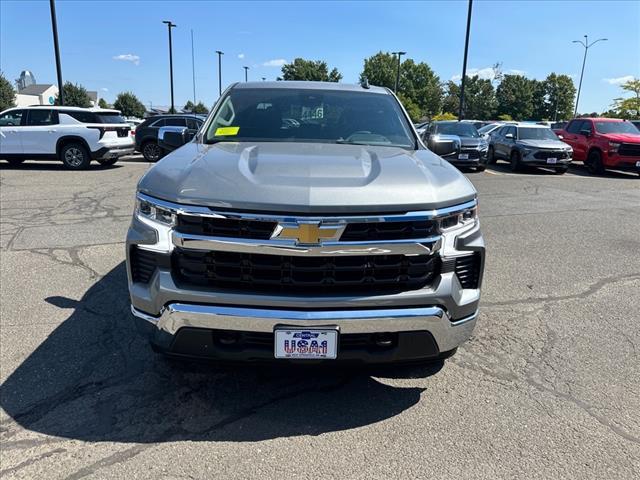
[484,170,502,175]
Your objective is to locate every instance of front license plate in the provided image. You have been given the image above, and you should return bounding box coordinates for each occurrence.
[274,328,338,359]
[458,153,469,160]
[547,157,558,164]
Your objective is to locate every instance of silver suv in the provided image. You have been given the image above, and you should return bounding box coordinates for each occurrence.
[487,123,573,174]
[126,81,485,364]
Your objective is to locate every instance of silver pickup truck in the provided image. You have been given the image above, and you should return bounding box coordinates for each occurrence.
[126,81,485,364]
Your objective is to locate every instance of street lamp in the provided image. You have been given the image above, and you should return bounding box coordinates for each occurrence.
[215,50,224,97]
[458,0,473,121]
[49,0,64,105]
[572,35,607,116]
[162,20,177,113]
[243,66,249,82]
[391,51,406,93]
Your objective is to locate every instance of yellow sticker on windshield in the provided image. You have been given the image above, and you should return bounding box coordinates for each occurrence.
[215,126,240,136]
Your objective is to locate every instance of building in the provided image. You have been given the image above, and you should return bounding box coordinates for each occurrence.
[15,84,59,107]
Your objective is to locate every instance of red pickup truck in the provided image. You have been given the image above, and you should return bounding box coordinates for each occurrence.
[555,118,640,175]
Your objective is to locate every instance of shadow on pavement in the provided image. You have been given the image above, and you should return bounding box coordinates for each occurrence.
[1,262,441,443]
[0,161,122,171]
[486,161,638,178]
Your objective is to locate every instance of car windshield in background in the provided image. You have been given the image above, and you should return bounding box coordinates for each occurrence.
[435,122,479,138]
[204,88,415,148]
[518,127,558,140]
[96,113,127,124]
[477,123,499,134]
[594,121,640,135]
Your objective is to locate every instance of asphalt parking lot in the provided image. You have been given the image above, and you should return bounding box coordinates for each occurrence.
[1,157,639,479]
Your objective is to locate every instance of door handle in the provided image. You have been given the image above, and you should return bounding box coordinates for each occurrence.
[48,129,55,133]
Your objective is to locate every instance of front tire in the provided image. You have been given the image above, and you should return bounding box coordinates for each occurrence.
[586,150,605,175]
[555,166,568,175]
[476,164,486,172]
[509,150,522,172]
[487,146,497,164]
[142,141,163,162]
[60,143,91,170]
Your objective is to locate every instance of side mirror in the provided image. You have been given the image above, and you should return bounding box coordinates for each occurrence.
[429,135,460,157]
[158,126,190,151]
[579,129,591,137]
[557,134,564,139]
[505,133,514,139]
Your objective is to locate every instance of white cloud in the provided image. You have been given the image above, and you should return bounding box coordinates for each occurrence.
[100,87,108,92]
[238,53,245,59]
[262,58,287,67]
[451,66,529,82]
[604,75,634,85]
[508,69,527,76]
[113,54,140,66]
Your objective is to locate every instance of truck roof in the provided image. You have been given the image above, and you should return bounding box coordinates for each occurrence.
[232,80,390,94]
[574,117,627,122]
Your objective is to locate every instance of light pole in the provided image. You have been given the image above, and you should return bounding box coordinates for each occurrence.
[49,0,64,105]
[458,0,473,121]
[572,35,607,117]
[162,20,177,113]
[391,51,406,93]
[215,50,224,97]
[243,66,249,82]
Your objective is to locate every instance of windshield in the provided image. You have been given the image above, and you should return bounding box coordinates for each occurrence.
[594,121,640,135]
[96,113,127,124]
[434,122,479,138]
[477,123,499,134]
[204,88,415,148]
[518,127,558,140]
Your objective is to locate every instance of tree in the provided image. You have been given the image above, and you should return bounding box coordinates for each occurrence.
[541,73,576,121]
[183,100,195,112]
[113,91,146,118]
[193,102,209,114]
[98,98,109,109]
[280,58,342,82]
[497,114,513,121]
[432,112,457,121]
[611,78,640,119]
[0,71,16,111]
[397,93,421,122]
[443,76,497,120]
[496,75,535,120]
[55,82,92,107]
[360,52,443,118]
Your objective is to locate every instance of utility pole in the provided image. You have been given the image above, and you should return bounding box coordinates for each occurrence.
[391,51,406,93]
[216,51,224,97]
[243,66,249,82]
[572,35,608,117]
[49,0,64,105]
[458,0,473,121]
[163,20,177,113]
[191,29,196,106]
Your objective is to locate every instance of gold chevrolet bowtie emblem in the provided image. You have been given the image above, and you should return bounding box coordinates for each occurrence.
[277,222,339,245]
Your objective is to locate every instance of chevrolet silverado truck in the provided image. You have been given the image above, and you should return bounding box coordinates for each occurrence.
[555,118,640,175]
[126,81,485,364]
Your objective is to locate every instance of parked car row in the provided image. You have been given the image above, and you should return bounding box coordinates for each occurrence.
[417,118,640,176]
[0,105,207,168]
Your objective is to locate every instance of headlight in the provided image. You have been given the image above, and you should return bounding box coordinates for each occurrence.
[478,142,488,151]
[437,205,478,232]
[136,196,176,226]
[608,142,621,153]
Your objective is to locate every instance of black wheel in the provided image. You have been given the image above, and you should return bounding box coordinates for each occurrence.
[487,146,497,164]
[586,150,605,175]
[60,143,91,170]
[555,166,568,175]
[509,150,522,172]
[5,158,25,167]
[96,157,118,167]
[142,141,163,162]
[476,164,486,172]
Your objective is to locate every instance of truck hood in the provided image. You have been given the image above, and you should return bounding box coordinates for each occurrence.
[138,142,477,213]
[518,139,569,149]
[598,133,640,143]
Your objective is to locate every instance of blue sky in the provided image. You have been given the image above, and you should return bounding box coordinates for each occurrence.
[1,0,638,113]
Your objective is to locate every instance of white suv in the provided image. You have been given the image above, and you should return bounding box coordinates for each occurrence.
[0,106,135,169]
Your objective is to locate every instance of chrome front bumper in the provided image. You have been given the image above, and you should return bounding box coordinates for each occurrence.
[131,303,478,354]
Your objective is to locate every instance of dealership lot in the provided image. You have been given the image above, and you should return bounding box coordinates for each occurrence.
[0,159,638,479]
